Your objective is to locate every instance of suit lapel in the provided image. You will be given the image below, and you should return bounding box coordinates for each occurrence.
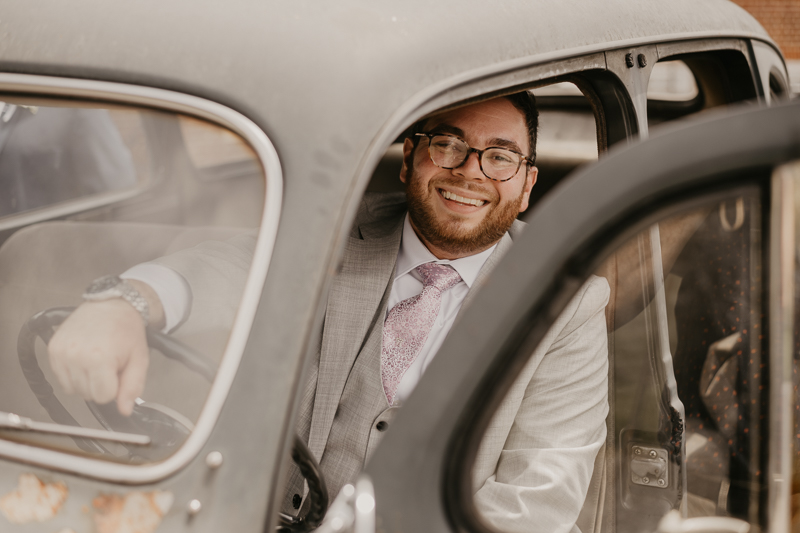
[306,213,522,461]
[460,219,521,311]
[307,213,404,462]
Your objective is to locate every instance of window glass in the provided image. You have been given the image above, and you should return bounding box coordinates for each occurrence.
[0,97,265,464]
[647,60,699,102]
[471,190,766,533]
[610,192,763,530]
[647,51,757,130]
[530,82,598,207]
[0,104,141,218]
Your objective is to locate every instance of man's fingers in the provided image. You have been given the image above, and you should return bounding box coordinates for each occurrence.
[87,365,120,405]
[48,351,75,395]
[116,345,149,417]
[46,299,151,415]
[66,365,92,401]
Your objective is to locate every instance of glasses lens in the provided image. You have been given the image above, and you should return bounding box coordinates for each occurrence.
[428,135,468,168]
[481,148,521,181]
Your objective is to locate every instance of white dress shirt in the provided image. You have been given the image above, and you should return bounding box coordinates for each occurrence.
[390,214,495,404]
[121,262,191,332]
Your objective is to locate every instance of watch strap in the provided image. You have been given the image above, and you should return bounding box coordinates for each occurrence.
[83,275,150,326]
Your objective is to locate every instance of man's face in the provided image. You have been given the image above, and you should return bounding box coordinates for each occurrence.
[399,98,537,260]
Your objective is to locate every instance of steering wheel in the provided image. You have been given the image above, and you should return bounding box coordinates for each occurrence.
[18,306,329,531]
[18,306,212,458]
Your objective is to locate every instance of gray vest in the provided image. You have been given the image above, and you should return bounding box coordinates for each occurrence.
[281,287,397,515]
[318,318,399,500]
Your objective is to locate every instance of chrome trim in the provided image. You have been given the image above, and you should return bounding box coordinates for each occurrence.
[353,476,376,533]
[0,411,150,445]
[0,73,283,484]
[768,161,797,532]
[314,475,375,533]
[649,224,689,515]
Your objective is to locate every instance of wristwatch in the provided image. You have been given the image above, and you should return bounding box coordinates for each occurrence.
[83,275,150,326]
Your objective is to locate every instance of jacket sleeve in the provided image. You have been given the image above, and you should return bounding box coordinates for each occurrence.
[473,275,610,533]
[150,230,257,341]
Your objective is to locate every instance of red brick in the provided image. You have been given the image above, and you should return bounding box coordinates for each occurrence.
[730,0,800,58]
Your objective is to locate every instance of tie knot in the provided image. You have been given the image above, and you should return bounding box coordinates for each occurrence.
[415,263,462,292]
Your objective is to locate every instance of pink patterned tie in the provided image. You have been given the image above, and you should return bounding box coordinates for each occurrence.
[381,262,462,405]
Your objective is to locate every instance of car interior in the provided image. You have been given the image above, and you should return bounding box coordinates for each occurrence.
[0,103,264,462]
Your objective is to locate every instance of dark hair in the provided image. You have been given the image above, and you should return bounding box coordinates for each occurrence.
[504,91,539,166]
[410,91,539,165]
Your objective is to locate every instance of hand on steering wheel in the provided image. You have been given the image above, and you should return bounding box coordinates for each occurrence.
[19,306,329,531]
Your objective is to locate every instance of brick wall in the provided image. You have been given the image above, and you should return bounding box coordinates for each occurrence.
[729,0,800,58]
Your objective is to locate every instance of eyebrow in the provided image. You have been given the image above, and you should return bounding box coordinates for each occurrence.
[425,123,524,154]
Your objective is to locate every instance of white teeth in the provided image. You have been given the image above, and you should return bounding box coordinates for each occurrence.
[441,190,485,207]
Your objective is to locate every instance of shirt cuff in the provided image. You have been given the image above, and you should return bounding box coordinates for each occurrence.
[121,263,191,333]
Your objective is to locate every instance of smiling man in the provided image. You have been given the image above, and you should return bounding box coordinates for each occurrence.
[48,93,609,533]
[402,97,536,259]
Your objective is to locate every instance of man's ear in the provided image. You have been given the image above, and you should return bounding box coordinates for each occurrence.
[399,137,415,184]
[518,166,538,213]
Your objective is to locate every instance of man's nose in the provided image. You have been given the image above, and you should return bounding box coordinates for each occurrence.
[453,150,486,180]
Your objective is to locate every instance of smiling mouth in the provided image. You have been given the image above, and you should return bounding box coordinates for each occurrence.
[439,189,486,207]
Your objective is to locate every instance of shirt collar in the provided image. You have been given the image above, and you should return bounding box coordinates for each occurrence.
[395,213,497,288]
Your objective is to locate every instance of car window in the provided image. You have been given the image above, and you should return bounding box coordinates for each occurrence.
[469,188,770,533]
[529,82,598,207]
[647,60,699,103]
[0,104,140,218]
[647,47,757,131]
[0,96,267,466]
[613,193,762,529]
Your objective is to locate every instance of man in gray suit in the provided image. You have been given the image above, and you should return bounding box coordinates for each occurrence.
[49,94,609,533]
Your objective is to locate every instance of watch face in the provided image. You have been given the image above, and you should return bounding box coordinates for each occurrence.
[85,275,122,295]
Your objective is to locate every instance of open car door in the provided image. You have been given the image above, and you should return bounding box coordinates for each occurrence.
[341,100,800,533]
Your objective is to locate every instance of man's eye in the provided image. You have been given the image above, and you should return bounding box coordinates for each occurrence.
[487,151,515,165]
[432,139,459,150]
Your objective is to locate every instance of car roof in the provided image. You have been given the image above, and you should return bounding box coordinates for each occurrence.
[2,1,772,146]
[0,0,777,254]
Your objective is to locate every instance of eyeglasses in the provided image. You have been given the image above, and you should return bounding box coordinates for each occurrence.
[415,133,533,182]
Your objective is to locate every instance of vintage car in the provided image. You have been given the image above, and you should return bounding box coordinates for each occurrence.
[0,1,795,533]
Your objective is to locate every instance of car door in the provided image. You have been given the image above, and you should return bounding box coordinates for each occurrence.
[0,76,284,533]
[357,99,800,533]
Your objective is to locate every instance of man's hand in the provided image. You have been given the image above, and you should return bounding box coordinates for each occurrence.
[47,280,165,416]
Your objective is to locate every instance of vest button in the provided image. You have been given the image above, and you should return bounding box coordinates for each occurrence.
[376,421,388,431]
[292,493,302,509]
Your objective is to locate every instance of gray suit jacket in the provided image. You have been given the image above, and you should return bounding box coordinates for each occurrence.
[287,193,609,533]
[303,193,526,462]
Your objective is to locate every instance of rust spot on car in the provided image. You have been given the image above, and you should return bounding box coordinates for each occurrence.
[0,473,68,523]
[92,490,173,533]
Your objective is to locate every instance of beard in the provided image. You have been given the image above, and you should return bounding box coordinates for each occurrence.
[405,172,524,257]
